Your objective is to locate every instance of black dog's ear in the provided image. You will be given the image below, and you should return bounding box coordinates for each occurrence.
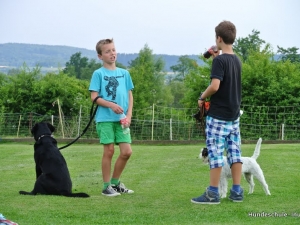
[202,147,208,157]
[31,123,38,135]
[47,123,55,133]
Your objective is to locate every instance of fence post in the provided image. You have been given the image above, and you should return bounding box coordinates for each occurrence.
[17,115,21,137]
[170,118,172,140]
[57,98,64,138]
[78,105,82,136]
[281,123,284,140]
[151,104,154,140]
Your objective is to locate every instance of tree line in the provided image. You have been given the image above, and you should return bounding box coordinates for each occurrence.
[0,30,299,121]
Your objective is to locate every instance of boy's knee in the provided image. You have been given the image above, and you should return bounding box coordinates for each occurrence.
[121,149,132,159]
[103,145,115,157]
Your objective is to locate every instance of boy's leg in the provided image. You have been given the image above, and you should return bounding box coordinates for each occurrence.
[97,122,115,184]
[111,143,132,179]
[210,167,222,187]
[101,143,121,196]
[229,162,243,202]
[191,116,225,204]
[96,122,120,196]
[102,143,115,183]
[207,116,226,190]
[227,119,243,201]
[111,123,134,194]
[231,162,242,186]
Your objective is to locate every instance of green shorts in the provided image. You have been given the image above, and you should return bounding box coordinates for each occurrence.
[96,122,131,144]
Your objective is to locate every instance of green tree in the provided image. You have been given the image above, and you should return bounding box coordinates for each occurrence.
[63,52,89,79]
[80,58,102,80]
[63,52,127,81]
[277,46,300,63]
[167,55,200,108]
[242,50,300,106]
[0,72,8,109]
[33,71,90,116]
[182,55,212,113]
[3,64,41,113]
[129,45,172,115]
[1,65,90,116]
[233,30,266,62]
[168,80,185,108]
[170,55,198,81]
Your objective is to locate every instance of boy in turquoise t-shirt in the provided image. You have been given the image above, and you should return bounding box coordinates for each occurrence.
[89,38,134,197]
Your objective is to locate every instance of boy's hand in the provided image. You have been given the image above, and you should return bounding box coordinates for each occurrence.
[111,103,124,114]
[209,49,220,58]
[198,99,204,108]
[126,115,132,126]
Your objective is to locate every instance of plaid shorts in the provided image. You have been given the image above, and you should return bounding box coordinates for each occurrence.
[205,116,242,169]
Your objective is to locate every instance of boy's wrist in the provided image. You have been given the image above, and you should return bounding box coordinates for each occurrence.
[198,93,205,101]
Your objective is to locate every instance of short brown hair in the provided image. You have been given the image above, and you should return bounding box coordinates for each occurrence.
[215,21,236,44]
[96,38,114,55]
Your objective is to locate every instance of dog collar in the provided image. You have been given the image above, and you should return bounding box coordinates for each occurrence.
[38,134,53,141]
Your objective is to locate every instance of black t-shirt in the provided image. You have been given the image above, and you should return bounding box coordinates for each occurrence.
[207,54,242,121]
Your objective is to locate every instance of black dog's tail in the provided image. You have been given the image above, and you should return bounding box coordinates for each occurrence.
[19,190,89,197]
[19,190,35,195]
[64,193,90,198]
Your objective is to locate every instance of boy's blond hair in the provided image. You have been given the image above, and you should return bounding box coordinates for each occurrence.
[96,38,114,55]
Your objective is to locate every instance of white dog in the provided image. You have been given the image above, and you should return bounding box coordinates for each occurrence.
[199,138,271,198]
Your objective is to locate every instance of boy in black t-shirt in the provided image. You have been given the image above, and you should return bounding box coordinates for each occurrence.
[191,20,243,204]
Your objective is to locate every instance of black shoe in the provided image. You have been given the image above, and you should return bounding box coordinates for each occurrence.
[102,185,121,197]
[112,182,134,194]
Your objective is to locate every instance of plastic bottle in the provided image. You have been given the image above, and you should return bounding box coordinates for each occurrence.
[120,113,130,134]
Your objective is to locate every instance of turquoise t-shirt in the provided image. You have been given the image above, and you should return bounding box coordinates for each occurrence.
[89,67,134,122]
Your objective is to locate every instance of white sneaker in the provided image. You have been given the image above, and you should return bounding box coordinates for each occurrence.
[102,185,121,197]
[112,182,134,194]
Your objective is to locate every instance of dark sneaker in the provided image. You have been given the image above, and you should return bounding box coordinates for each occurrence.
[191,188,220,204]
[112,182,134,194]
[229,188,244,202]
[102,185,121,197]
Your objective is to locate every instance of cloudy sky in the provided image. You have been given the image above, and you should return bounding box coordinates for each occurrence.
[0,0,299,55]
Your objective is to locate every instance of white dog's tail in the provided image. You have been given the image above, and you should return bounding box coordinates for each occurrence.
[251,138,262,160]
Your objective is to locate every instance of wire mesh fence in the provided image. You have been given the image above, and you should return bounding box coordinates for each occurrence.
[1,104,300,141]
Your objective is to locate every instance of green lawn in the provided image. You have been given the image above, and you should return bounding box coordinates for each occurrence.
[0,141,299,225]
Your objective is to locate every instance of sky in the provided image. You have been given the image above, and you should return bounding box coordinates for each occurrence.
[0,0,299,55]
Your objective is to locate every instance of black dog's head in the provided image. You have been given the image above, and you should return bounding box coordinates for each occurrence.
[199,147,209,164]
[31,122,55,141]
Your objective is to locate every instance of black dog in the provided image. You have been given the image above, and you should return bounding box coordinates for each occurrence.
[19,122,89,197]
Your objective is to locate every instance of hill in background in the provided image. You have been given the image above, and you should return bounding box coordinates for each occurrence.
[0,43,204,73]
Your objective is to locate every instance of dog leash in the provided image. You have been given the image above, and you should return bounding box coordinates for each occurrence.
[58,97,100,150]
[199,104,206,139]
[194,102,209,139]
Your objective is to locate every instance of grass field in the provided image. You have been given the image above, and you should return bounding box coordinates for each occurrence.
[0,141,300,225]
